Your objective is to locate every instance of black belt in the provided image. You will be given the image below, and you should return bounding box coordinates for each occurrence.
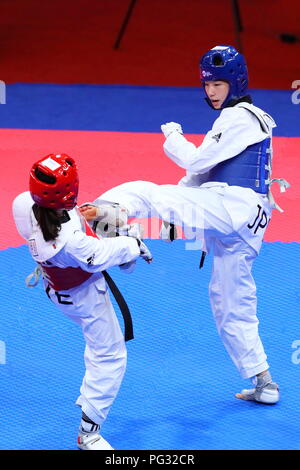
[102,270,134,342]
[199,251,206,269]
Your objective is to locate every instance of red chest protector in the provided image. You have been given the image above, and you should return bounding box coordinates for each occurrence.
[39,220,98,291]
[39,219,134,341]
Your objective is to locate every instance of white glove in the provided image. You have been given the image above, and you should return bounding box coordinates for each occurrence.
[136,239,153,264]
[161,122,183,138]
[118,224,143,273]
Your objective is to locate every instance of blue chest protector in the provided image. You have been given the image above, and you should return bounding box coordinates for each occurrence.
[209,137,271,194]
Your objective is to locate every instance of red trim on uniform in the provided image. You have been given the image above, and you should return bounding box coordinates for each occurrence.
[84,220,99,239]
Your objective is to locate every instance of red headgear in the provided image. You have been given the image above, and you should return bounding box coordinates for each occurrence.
[29,154,79,210]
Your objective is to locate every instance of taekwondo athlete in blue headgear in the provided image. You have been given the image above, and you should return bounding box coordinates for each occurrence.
[200,45,248,108]
[87,45,290,405]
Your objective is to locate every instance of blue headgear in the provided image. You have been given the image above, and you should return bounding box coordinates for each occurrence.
[200,45,248,109]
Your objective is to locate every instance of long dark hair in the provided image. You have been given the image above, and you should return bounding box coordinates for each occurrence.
[33,204,62,242]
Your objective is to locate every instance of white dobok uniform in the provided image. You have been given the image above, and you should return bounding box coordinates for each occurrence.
[12,191,140,425]
[99,102,282,380]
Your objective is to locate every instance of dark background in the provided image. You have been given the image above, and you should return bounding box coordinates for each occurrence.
[1,0,300,88]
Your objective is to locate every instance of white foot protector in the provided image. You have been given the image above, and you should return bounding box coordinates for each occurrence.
[77,432,114,450]
[235,371,279,404]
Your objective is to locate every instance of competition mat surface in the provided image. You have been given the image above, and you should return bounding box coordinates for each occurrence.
[0,83,300,450]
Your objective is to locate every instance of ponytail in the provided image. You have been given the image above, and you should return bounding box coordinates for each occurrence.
[33,204,62,242]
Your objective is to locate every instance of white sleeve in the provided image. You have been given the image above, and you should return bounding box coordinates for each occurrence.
[163,107,268,174]
[12,191,34,240]
[64,231,141,273]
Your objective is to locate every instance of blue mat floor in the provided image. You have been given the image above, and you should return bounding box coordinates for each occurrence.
[1,240,300,450]
[0,84,298,136]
